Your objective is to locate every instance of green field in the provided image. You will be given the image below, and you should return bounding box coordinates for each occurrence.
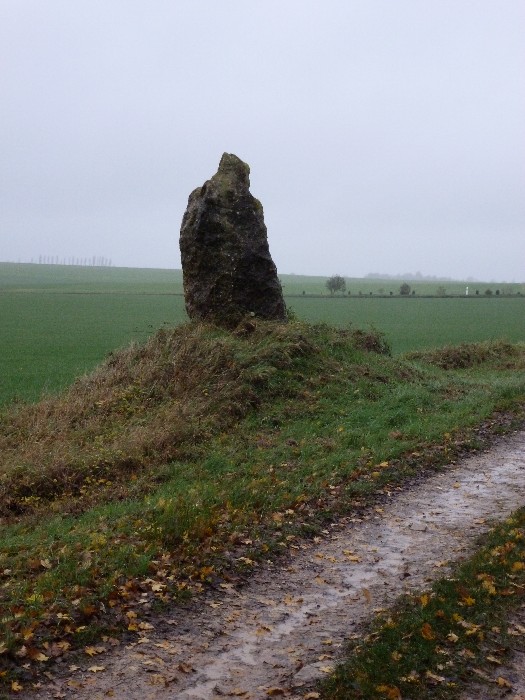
[1,263,524,405]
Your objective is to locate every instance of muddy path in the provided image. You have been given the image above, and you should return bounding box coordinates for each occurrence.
[26,431,525,700]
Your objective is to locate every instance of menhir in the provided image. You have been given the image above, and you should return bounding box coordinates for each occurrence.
[179,153,287,327]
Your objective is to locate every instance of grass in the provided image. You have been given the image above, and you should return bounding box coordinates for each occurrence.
[319,507,525,699]
[0,292,187,404]
[0,319,524,692]
[1,263,524,405]
[287,296,525,354]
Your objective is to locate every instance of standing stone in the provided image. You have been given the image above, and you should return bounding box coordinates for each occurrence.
[179,153,287,327]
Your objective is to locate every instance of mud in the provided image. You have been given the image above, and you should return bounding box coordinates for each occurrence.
[25,431,525,699]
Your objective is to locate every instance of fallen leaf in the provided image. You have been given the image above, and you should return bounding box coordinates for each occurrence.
[177,662,194,673]
[425,670,445,683]
[138,622,154,631]
[11,681,23,692]
[376,685,401,699]
[343,550,361,562]
[88,665,106,673]
[487,655,502,665]
[496,676,512,688]
[85,645,106,657]
[421,623,435,640]
[320,665,334,674]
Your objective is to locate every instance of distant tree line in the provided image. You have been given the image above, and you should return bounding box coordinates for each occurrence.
[37,255,112,266]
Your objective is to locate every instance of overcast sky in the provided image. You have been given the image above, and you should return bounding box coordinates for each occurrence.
[1,1,524,281]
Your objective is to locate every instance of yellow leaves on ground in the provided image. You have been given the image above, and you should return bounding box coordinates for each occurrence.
[343,550,361,562]
[477,572,497,595]
[84,645,106,657]
[87,665,106,673]
[198,565,214,580]
[461,596,476,606]
[238,557,256,566]
[11,680,23,692]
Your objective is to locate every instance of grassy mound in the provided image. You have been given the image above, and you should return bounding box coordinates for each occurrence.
[0,321,319,517]
[0,320,524,689]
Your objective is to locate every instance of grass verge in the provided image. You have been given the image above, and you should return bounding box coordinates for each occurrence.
[0,321,524,692]
[319,507,525,699]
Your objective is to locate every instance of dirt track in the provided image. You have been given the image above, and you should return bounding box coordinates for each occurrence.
[26,431,525,699]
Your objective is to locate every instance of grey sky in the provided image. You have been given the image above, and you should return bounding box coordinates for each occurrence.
[1,1,524,281]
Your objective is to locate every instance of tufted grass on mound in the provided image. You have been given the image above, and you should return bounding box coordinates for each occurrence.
[0,321,525,690]
[405,339,525,370]
[0,320,318,518]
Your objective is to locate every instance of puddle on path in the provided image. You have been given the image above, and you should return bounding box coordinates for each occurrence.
[27,431,525,699]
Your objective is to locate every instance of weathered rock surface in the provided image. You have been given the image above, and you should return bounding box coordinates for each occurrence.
[179,153,287,327]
